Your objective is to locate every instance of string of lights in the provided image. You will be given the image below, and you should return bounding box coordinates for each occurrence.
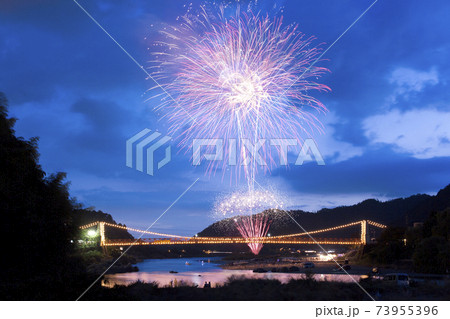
[269,220,373,239]
[78,219,387,246]
[102,238,362,246]
[367,220,387,228]
[361,220,367,245]
[79,221,100,230]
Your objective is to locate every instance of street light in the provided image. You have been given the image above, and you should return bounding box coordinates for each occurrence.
[87,230,97,238]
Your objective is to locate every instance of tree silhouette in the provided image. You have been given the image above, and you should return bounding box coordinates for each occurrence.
[0,93,81,299]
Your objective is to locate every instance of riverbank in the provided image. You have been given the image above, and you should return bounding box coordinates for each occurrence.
[221,259,393,274]
[219,258,450,283]
[84,277,450,301]
[78,249,141,275]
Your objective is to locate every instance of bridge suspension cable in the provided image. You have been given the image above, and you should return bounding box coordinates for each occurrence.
[80,221,191,239]
[269,220,386,239]
[79,219,387,245]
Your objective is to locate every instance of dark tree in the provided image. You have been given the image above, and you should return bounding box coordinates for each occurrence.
[0,93,82,299]
[413,236,450,274]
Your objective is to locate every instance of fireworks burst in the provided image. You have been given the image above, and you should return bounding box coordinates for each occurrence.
[149,3,330,179]
[214,189,284,254]
[234,214,271,255]
[214,189,284,218]
[149,3,330,254]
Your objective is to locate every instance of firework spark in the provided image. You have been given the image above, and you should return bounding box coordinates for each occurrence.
[149,4,330,179]
[149,3,330,254]
[234,214,272,255]
[214,189,284,217]
[214,189,283,254]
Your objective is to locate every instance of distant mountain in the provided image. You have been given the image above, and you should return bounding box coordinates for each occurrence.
[198,184,450,237]
[405,185,450,224]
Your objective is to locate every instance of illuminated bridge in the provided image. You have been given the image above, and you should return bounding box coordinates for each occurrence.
[79,220,387,247]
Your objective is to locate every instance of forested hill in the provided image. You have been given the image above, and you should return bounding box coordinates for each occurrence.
[73,208,133,240]
[0,92,131,299]
[199,184,450,237]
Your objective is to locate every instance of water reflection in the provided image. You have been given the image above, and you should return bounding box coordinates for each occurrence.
[103,257,360,288]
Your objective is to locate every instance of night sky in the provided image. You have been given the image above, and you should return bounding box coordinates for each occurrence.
[1,0,450,236]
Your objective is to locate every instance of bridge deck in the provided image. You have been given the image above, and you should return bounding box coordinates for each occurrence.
[103,238,362,246]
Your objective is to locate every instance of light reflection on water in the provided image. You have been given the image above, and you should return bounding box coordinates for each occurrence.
[103,257,360,288]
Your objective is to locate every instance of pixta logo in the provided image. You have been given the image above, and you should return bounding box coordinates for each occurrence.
[192,138,325,166]
[126,129,171,176]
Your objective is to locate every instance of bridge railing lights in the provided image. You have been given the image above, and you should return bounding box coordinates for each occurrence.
[79,219,386,247]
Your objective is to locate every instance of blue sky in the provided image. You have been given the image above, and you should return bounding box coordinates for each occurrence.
[1,0,450,236]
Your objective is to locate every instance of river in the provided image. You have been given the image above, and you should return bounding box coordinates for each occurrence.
[103,257,361,288]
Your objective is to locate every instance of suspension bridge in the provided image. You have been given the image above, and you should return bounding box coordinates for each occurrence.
[79,219,387,247]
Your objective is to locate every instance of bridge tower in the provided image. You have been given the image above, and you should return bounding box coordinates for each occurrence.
[98,222,106,246]
[360,220,370,245]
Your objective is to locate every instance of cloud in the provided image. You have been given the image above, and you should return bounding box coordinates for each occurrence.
[387,67,439,104]
[271,148,450,198]
[3,0,450,232]
[363,108,450,159]
[313,112,364,163]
